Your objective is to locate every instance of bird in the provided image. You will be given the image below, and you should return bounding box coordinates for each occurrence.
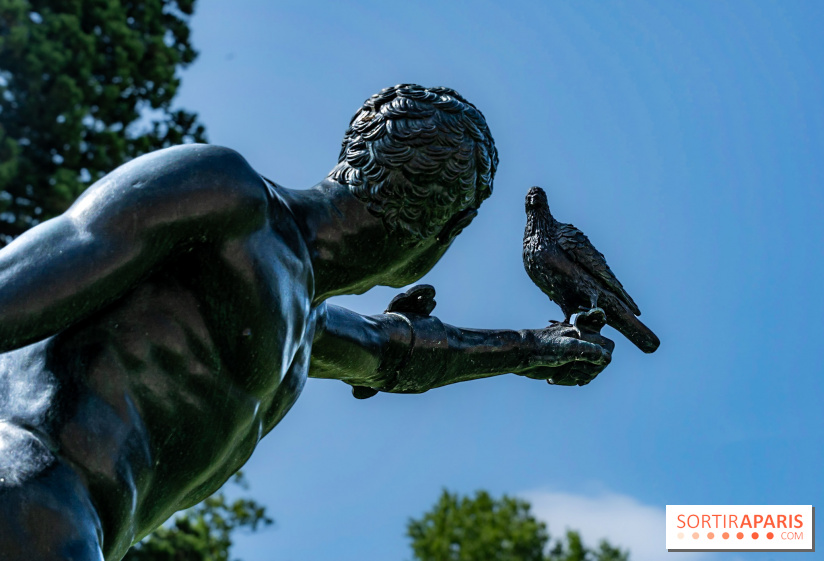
[522,186,660,353]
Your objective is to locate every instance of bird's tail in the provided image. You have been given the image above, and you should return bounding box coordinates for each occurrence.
[606,301,660,353]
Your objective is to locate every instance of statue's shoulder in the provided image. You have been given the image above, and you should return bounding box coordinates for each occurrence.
[69,144,272,240]
[159,143,269,207]
[136,143,264,192]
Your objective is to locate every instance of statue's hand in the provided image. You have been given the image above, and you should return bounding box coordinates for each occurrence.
[518,312,614,386]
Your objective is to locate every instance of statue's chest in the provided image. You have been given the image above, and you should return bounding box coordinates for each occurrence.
[67,242,310,423]
[150,233,314,395]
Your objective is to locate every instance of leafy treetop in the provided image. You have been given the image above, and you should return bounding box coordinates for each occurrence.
[407,490,630,561]
[0,0,206,244]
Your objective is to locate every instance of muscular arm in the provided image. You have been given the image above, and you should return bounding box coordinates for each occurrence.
[309,301,613,394]
[0,144,267,352]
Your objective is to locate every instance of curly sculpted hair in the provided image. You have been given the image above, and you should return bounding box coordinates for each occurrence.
[329,84,498,243]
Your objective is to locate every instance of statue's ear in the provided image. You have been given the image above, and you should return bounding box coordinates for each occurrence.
[436,208,478,246]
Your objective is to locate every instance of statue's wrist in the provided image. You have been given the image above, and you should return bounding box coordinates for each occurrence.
[510,329,538,374]
[376,312,414,382]
[378,312,448,393]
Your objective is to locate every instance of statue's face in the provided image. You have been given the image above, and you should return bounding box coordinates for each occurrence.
[379,206,477,288]
[382,238,450,288]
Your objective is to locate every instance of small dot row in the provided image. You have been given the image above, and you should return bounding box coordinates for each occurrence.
[677,531,775,540]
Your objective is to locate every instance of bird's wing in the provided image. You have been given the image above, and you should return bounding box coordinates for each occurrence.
[556,222,641,315]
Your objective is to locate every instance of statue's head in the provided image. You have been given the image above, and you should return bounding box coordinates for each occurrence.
[329,84,498,248]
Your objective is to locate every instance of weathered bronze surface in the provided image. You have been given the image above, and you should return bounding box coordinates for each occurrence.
[0,85,614,560]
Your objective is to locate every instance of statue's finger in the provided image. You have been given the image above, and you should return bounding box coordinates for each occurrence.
[577,331,615,354]
[563,338,611,365]
[540,324,578,339]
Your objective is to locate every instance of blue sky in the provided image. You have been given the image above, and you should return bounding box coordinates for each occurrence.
[173,1,824,559]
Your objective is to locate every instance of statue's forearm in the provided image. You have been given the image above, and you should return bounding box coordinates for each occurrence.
[309,304,531,393]
[380,316,532,393]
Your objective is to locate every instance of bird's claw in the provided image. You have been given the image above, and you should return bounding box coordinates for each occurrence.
[572,307,607,333]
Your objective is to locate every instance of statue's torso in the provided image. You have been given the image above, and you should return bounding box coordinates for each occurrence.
[0,206,316,555]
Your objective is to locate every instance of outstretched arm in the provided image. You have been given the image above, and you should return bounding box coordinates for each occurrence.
[309,286,613,396]
[0,144,267,352]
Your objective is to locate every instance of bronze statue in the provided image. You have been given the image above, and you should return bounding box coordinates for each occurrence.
[0,85,614,561]
[523,186,659,352]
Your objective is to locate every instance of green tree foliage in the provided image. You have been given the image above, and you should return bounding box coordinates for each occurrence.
[547,530,629,561]
[0,0,207,243]
[124,473,273,561]
[407,490,630,561]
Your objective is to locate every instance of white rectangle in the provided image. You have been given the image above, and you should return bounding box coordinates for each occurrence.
[666,505,814,551]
